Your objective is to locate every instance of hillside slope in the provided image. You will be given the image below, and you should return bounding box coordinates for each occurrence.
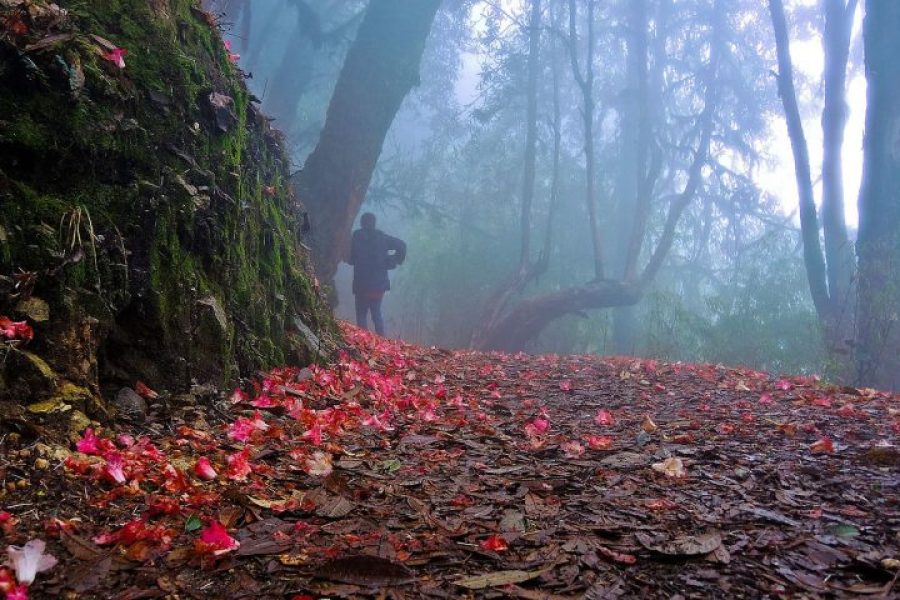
[0,0,334,423]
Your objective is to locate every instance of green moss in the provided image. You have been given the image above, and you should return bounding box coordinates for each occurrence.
[22,351,56,380]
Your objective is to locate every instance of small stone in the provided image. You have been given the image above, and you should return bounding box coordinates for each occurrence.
[174,173,198,196]
[197,296,228,335]
[865,445,900,467]
[113,387,148,422]
[293,317,325,358]
[16,479,28,489]
[68,410,91,437]
[7,350,58,402]
[26,398,69,414]
[34,458,49,470]
[205,92,237,133]
[882,558,900,570]
[15,297,49,322]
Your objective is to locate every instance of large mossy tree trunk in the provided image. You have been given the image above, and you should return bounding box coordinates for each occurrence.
[855,1,900,391]
[0,0,333,421]
[292,0,441,290]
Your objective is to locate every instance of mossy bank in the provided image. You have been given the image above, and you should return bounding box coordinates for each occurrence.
[0,0,335,421]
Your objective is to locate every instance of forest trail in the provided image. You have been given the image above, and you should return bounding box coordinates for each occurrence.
[1,324,898,599]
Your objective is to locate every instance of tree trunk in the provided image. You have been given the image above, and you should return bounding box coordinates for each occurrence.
[293,0,441,286]
[612,0,651,355]
[518,0,541,273]
[820,0,858,364]
[470,0,543,350]
[769,0,858,377]
[855,1,900,390]
[768,0,831,320]
[569,0,604,281]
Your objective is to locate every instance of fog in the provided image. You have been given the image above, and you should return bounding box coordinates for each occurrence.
[207,0,874,379]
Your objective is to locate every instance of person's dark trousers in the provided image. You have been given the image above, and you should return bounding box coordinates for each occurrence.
[355,293,385,336]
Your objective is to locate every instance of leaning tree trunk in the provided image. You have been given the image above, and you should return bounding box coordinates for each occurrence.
[476,0,716,353]
[293,0,441,288]
[855,1,900,391]
[478,282,642,353]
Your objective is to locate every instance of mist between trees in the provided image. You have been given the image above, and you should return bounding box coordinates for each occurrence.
[208,0,900,390]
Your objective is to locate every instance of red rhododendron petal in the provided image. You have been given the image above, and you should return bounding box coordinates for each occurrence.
[524,417,549,437]
[194,457,218,481]
[226,448,252,481]
[561,441,585,458]
[230,388,249,404]
[75,428,100,455]
[103,452,127,484]
[810,436,834,454]
[479,534,508,552]
[196,520,239,555]
[594,409,615,426]
[0,317,33,342]
[134,381,159,400]
[102,47,127,69]
[586,435,614,450]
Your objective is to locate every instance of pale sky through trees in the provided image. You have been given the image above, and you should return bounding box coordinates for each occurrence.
[455,1,866,231]
[760,18,865,231]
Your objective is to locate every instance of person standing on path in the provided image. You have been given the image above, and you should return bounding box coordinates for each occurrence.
[347,212,406,336]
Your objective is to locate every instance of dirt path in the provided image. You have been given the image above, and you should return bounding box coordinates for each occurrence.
[2,324,898,598]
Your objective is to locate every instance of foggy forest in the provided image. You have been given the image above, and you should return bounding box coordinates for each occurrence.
[0,0,898,597]
[217,0,894,387]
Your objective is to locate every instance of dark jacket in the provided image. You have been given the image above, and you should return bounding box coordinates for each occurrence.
[348,227,406,294]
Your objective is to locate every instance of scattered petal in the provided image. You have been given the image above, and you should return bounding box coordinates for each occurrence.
[524,417,549,438]
[195,521,239,556]
[102,47,127,69]
[479,534,508,552]
[651,457,686,478]
[585,435,614,450]
[594,409,615,427]
[560,441,585,458]
[5,539,57,585]
[194,457,218,481]
[304,451,333,477]
[810,436,834,454]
